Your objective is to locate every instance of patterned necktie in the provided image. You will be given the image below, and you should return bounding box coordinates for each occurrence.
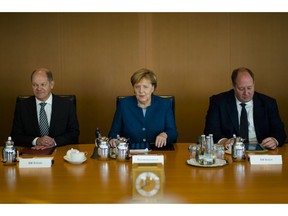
[240,103,249,143]
[39,102,49,136]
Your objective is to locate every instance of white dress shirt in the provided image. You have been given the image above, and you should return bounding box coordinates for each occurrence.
[235,98,257,143]
[32,94,53,145]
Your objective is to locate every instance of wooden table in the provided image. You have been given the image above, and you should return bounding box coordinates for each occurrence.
[1,143,288,204]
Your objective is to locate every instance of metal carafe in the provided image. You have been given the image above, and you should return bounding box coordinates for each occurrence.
[95,136,110,160]
[115,137,129,161]
[232,137,246,161]
[2,136,17,165]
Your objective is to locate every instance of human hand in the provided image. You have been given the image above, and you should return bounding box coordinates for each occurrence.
[220,138,234,150]
[155,132,167,148]
[261,137,278,149]
[32,136,55,150]
[109,138,118,147]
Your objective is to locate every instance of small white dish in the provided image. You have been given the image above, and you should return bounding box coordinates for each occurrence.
[64,155,87,164]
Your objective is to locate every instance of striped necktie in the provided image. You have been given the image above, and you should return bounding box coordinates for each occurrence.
[39,102,49,136]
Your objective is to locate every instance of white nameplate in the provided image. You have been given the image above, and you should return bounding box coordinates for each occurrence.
[19,157,53,168]
[249,155,282,165]
[132,155,164,165]
[130,148,150,154]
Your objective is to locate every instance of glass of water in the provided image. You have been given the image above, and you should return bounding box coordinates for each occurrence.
[214,144,225,160]
[188,144,199,160]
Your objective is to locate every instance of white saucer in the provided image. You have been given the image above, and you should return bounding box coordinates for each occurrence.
[64,155,87,164]
[187,158,227,167]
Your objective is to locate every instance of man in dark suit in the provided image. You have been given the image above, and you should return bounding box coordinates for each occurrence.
[11,68,80,149]
[204,67,286,149]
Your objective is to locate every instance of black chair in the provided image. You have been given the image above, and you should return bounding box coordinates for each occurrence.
[158,95,175,117]
[17,95,77,109]
[116,95,175,117]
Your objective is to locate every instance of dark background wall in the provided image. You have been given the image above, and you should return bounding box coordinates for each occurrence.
[0,13,287,145]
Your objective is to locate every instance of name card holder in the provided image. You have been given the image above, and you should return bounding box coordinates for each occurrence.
[249,155,282,165]
[19,157,53,168]
[132,154,164,165]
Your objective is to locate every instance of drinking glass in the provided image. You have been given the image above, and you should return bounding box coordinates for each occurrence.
[214,144,225,160]
[188,144,199,159]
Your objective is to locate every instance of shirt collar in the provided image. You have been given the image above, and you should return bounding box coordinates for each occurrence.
[36,94,53,105]
[235,97,253,107]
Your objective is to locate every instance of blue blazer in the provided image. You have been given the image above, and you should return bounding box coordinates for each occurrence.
[11,94,80,147]
[108,95,178,145]
[204,89,286,146]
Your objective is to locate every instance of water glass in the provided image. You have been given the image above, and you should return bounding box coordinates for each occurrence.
[214,144,225,160]
[188,144,199,159]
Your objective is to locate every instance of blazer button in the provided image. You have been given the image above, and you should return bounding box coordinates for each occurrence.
[143,138,146,142]
[142,128,146,131]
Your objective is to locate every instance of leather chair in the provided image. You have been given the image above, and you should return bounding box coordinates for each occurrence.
[117,95,175,117]
[17,95,77,109]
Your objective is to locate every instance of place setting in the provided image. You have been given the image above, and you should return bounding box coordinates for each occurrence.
[186,134,228,168]
[64,148,87,164]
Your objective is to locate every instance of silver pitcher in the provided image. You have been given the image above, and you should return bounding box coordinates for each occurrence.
[232,137,246,162]
[95,136,110,160]
[115,137,129,161]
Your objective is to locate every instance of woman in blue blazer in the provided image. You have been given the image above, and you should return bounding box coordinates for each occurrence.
[109,68,178,148]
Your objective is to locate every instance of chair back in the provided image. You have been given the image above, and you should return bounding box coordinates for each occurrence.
[116,95,175,117]
[17,95,77,109]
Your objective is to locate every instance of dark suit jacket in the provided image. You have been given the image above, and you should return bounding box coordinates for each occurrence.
[11,94,80,147]
[108,94,178,145]
[204,89,286,146]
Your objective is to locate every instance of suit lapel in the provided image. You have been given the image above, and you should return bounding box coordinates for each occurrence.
[252,93,264,137]
[29,97,41,134]
[226,91,239,134]
[49,96,57,133]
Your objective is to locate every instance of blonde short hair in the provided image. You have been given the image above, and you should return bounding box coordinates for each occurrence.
[130,68,157,90]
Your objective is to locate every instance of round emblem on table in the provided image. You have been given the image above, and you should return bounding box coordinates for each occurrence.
[135,171,161,197]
